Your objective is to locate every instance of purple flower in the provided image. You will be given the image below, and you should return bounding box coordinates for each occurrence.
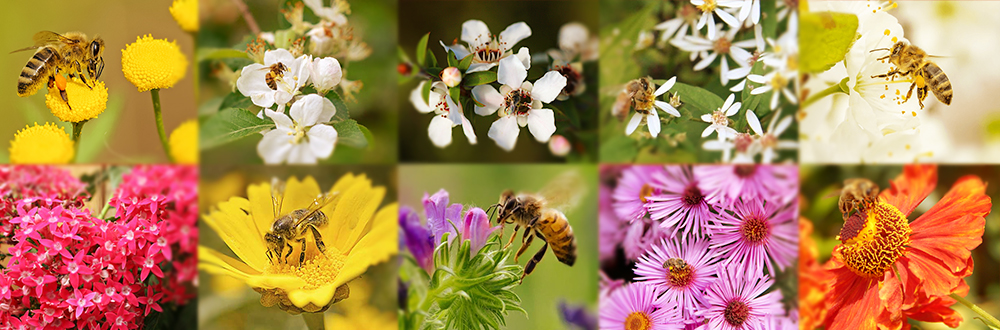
[560,300,598,330]
[599,282,683,330]
[703,263,783,330]
[423,189,464,244]
[707,196,797,276]
[634,237,718,321]
[645,166,714,237]
[599,185,627,264]
[456,207,498,253]
[622,217,669,261]
[612,166,665,223]
[694,165,789,208]
[399,206,434,273]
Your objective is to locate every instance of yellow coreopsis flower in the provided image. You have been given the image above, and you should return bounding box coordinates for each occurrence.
[169,0,199,33]
[199,174,398,314]
[121,34,188,92]
[9,123,74,164]
[169,119,198,164]
[45,78,108,122]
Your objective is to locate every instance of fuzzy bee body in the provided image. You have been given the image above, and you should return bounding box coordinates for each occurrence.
[13,31,105,107]
[872,41,952,109]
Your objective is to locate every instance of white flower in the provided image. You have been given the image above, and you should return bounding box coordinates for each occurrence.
[670,26,756,84]
[625,77,680,138]
[472,56,566,151]
[702,131,756,163]
[302,0,348,25]
[736,0,761,24]
[654,4,701,43]
[440,20,532,73]
[409,81,476,148]
[257,94,337,164]
[746,110,796,163]
[700,93,741,140]
[748,70,795,110]
[635,30,654,50]
[237,49,313,108]
[306,23,337,56]
[311,57,343,94]
[691,0,743,39]
[557,22,598,61]
[440,67,462,87]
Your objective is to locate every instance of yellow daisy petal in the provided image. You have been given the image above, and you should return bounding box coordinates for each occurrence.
[9,123,74,164]
[121,34,188,92]
[330,178,385,253]
[202,197,269,270]
[248,182,279,239]
[281,176,323,216]
[169,119,198,164]
[169,0,199,33]
[45,78,108,122]
[199,246,304,289]
[334,204,398,288]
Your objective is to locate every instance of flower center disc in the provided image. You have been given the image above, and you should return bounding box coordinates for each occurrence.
[624,311,652,330]
[504,89,534,116]
[682,184,704,206]
[639,184,655,203]
[734,133,754,153]
[556,65,581,95]
[724,299,750,327]
[740,215,769,244]
[697,0,718,13]
[839,201,911,278]
[664,258,693,287]
[713,37,732,54]
[734,165,757,178]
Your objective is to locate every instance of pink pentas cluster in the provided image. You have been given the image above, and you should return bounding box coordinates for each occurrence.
[0,166,88,237]
[599,165,798,329]
[0,166,197,330]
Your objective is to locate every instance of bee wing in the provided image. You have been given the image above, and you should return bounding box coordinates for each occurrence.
[9,31,72,54]
[291,192,340,227]
[822,188,843,199]
[537,170,586,213]
[270,178,287,219]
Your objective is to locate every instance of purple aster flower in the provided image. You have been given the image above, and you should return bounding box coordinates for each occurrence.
[622,217,669,261]
[613,166,665,223]
[707,196,797,276]
[399,206,434,273]
[634,237,718,320]
[600,282,684,330]
[764,314,797,330]
[600,185,628,264]
[694,165,788,208]
[560,300,598,330]
[645,166,714,236]
[423,189,464,244]
[703,264,783,330]
[456,207,498,253]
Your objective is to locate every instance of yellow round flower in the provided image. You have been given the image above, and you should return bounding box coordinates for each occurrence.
[45,77,108,123]
[9,122,74,164]
[169,0,199,33]
[121,34,188,92]
[169,119,198,164]
[199,174,397,314]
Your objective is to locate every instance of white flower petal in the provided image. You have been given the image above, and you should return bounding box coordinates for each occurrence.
[409,82,434,113]
[306,124,337,158]
[701,114,713,123]
[264,109,293,129]
[526,109,556,142]
[654,76,676,96]
[530,71,568,104]
[498,56,528,89]
[722,94,735,112]
[460,114,477,145]
[257,129,294,164]
[289,94,324,126]
[488,116,520,151]
[626,113,643,135]
[439,41,471,59]
[694,52,718,71]
[746,110,763,135]
[499,22,532,50]
[655,101,680,117]
[472,85,503,116]
[716,9,740,27]
[701,125,714,137]
[461,20,491,45]
[774,116,792,136]
[286,144,317,164]
[515,47,532,70]
[428,115,454,148]
[264,49,294,66]
[726,102,741,116]
[648,110,661,137]
[466,63,496,73]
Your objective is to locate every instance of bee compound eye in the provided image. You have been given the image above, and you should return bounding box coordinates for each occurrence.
[91,41,100,56]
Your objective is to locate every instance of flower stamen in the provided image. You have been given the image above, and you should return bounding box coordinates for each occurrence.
[624,311,653,330]
[838,201,911,278]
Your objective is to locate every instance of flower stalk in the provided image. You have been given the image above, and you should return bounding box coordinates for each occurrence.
[302,312,326,330]
[802,77,849,109]
[71,120,87,163]
[151,89,175,163]
[950,293,1000,329]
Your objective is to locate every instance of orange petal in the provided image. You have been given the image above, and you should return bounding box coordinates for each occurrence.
[876,270,904,329]
[824,255,882,330]
[880,164,936,216]
[903,293,964,328]
[896,249,965,302]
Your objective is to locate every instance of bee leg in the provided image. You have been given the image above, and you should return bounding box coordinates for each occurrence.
[916,85,928,109]
[520,242,548,283]
[309,225,327,255]
[284,242,294,264]
[904,81,917,104]
[504,225,520,250]
[514,229,534,263]
[76,61,93,89]
[296,238,307,265]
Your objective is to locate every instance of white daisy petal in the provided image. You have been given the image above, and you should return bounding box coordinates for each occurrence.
[746,110,763,135]
[654,101,680,117]
[654,76,676,96]
[626,113,643,135]
[647,110,661,137]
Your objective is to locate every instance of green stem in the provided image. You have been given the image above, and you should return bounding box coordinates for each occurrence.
[801,77,850,109]
[99,200,113,219]
[302,312,325,330]
[411,278,454,329]
[150,89,174,163]
[950,293,1000,328]
[71,121,87,163]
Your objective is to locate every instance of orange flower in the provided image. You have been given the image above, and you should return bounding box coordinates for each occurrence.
[823,165,990,330]
[798,218,832,330]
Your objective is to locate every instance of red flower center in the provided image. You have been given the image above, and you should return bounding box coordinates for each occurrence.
[740,215,769,244]
[682,184,704,206]
[624,311,652,330]
[838,201,912,278]
[724,299,750,326]
[664,258,693,287]
[734,165,757,178]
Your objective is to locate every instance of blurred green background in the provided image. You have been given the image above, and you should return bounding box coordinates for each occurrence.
[398,1,599,163]
[198,165,398,329]
[0,1,196,163]
[598,0,797,163]
[398,164,598,329]
[801,166,1000,330]
[198,0,398,164]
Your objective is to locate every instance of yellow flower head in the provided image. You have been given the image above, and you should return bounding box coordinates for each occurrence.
[9,122,74,164]
[169,0,199,33]
[121,34,188,92]
[45,77,108,123]
[169,119,198,164]
[199,174,397,314]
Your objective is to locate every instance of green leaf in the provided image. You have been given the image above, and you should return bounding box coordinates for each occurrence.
[331,119,369,149]
[667,82,726,114]
[447,50,459,68]
[462,71,497,87]
[416,32,430,66]
[398,45,412,63]
[599,136,638,162]
[449,86,461,106]
[196,48,249,62]
[200,108,273,150]
[426,48,438,67]
[324,91,352,123]
[760,0,778,40]
[800,11,860,73]
[422,80,433,106]
[458,54,474,72]
[218,92,253,110]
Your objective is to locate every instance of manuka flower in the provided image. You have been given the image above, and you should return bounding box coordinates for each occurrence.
[600,282,684,330]
[475,56,566,151]
[409,81,476,148]
[121,34,188,92]
[703,263,783,330]
[8,123,74,164]
[199,175,398,314]
[257,94,338,164]
[45,77,108,122]
[625,77,680,138]
[822,165,990,329]
[440,20,532,73]
[644,165,714,236]
[708,195,798,275]
[634,237,718,320]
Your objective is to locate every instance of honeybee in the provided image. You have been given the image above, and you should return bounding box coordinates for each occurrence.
[624,76,656,113]
[663,257,688,272]
[264,178,339,266]
[870,41,952,109]
[491,171,585,281]
[262,62,288,90]
[838,178,880,218]
[13,31,105,106]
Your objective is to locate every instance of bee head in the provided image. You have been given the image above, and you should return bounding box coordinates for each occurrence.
[88,38,106,79]
[264,231,284,249]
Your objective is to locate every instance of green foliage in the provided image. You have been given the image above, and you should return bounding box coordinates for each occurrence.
[199,107,273,150]
[401,234,524,330]
[800,11,860,73]
[416,33,430,67]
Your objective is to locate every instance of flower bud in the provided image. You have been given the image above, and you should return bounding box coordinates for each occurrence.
[549,135,571,157]
[441,66,462,87]
[311,57,343,94]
